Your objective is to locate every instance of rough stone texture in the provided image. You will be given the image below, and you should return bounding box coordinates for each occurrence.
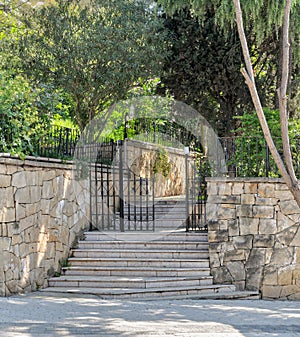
[126,140,186,197]
[0,156,89,296]
[207,177,300,300]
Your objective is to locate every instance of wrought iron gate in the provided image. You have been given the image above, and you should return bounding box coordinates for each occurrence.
[185,153,208,232]
[89,141,155,231]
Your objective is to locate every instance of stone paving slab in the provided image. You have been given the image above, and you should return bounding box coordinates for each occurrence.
[0,292,299,336]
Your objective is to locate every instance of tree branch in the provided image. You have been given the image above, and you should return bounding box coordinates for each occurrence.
[233,0,300,208]
[278,0,297,182]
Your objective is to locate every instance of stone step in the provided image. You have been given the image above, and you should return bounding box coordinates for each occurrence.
[62,266,211,278]
[67,257,210,268]
[83,231,208,242]
[71,249,209,259]
[77,240,209,250]
[48,275,214,289]
[41,284,237,299]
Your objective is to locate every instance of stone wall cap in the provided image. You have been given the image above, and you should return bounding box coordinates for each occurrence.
[206,177,288,184]
[0,153,74,169]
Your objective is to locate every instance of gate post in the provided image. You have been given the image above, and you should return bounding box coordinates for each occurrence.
[185,147,190,232]
[118,141,125,232]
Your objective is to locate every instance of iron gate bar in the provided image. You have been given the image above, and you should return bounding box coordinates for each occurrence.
[118,142,125,232]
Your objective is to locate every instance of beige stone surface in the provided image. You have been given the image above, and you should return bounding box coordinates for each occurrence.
[253,205,274,218]
[261,285,282,298]
[259,219,277,235]
[258,183,275,198]
[0,175,11,188]
[239,218,259,236]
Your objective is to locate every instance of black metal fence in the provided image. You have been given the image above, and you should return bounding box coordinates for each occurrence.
[221,136,300,178]
[33,126,80,159]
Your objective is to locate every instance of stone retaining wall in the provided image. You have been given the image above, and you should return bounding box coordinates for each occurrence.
[125,140,186,197]
[206,177,300,299]
[0,154,89,296]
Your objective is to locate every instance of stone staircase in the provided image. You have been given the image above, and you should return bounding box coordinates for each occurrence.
[42,231,260,300]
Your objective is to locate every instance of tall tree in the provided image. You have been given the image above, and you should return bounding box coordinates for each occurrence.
[233,0,300,207]
[13,0,166,130]
[157,9,284,137]
[158,0,300,207]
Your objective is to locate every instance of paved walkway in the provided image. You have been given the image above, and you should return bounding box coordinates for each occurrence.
[0,292,299,336]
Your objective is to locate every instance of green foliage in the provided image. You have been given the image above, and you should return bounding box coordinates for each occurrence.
[153,148,171,178]
[158,9,252,136]
[158,0,300,64]
[231,109,300,177]
[157,2,299,136]
[0,71,48,157]
[16,0,167,130]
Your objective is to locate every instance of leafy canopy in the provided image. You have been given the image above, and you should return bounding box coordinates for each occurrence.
[158,0,300,64]
[16,0,167,130]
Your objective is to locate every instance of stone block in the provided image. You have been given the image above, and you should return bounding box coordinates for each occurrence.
[0,187,15,208]
[63,202,75,217]
[277,212,296,232]
[274,189,293,201]
[207,221,219,231]
[0,237,11,251]
[280,285,300,298]
[7,222,19,237]
[25,170,42,186]
[239,218,259,235]
[19,214,37,232]
[246,248,266,267]
[258,183,275,198]
[259,219,277,235]
[41,170,57,182]
[219,182,232,196]
[42,180,55,199]
[261,285,282,298]
[224,249,246,262]
[277,225,298,247]
[208,230,229,243]
[11,172,26,188]
[255,197,277,206]
[16,203,26,221]
[253,205,274,219]
[241,194,255,205]
[270,248,293,266]
[1,208,16,223]
[263,266,278,285]
[0,175,11,188]
[211,266,233,283]
[278,266,293,286]
[226,261,245,281]
[217,204,236,220]
[245,267,263,290]
[280,200,300,215]
[244,183,257,194]
[15,187,30,204]
[275,183,289,191]
[209,253,221,268]
[206,183,217,195]
[232,182,244,195]
[232,235,253,250]
[29,186,41,204]
[228,220,239,236]
[253,234,275,248]
[207,195,241,204]
[236,205,252,217]
[290,227,300,247]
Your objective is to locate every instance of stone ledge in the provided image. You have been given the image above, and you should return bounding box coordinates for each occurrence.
[0,153,74,170]
[206,177,290,184]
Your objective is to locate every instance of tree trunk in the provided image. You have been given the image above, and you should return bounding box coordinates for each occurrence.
[233,0,300,208]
